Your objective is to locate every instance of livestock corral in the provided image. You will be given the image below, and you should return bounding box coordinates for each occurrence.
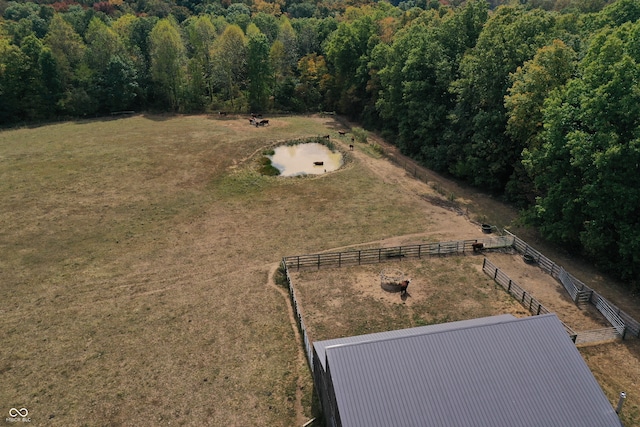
[284,237,640,425]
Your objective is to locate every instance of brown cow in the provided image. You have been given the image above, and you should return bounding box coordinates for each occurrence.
[399,279,411,296]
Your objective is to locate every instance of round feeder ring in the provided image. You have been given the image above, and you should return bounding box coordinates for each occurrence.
[380,268,406,292]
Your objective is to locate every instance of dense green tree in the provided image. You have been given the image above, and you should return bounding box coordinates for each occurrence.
[251,12,280,44]
[210,24,247,109]
[525,22,640,284]
[44,13,86,101]
[504,39,576,203]
[246,25,272,112]
[149,17,186,110]
[183,15,217,106]
[0,41,28,121]
[226,3,251,32]
[323,9,378,117]
[98,54,139,112]
[449,5,556,192]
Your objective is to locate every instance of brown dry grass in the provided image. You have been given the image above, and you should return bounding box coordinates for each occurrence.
[0,114,638,426]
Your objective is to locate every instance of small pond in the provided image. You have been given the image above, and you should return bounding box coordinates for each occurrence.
[269,143,343,177]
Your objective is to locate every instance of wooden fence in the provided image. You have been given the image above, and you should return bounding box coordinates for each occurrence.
[283,237,514,271]
[505,230,639,339]
[281,260,315,372]
[482,258,623,344]
[482,258,551,318]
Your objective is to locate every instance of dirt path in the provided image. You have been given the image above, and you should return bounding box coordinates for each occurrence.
[266,262,309,427]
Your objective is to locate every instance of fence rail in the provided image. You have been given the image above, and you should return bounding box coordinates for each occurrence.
[282,233,639,376]
[482,258,550,317]
[574,328,621,345]
[282,260,314,372]
[483,258,622,345]
[504,230,640,339]
[283,237,514,271]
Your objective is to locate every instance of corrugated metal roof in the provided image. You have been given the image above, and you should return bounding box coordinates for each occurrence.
[313,314,516,371]
[323,314,622,427]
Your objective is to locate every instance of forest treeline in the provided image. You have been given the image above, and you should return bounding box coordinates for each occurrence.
[1,0,639,288]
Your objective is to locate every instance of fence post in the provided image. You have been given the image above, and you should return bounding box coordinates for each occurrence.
[317,254,320,269]
[522,291,526,303]
[482,258,486,269]
[358,250,361,265]
[494,267,498,280]
[418,245,422,259]
[379,248,382,262]
[338,252,341,268]
[296,257,300,271]
[508,280,512,292]
[537,304,542,315]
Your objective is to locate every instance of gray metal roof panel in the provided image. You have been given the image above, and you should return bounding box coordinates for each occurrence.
[313,314,516,371]
[325,314,621,427]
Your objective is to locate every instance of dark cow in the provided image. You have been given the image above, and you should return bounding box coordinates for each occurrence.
[313,161,324,166]
[219,111,228,116]
[349,144,354,151]
[338,130,347,136]
[472,242,484,253]
[323,134,330,139]
[399,279,411,296]
[259,119,269,126]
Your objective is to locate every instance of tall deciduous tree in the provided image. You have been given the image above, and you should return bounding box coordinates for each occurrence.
[505,39,576,203]
[149,17,186,111]
[450,6,556,192]
[247,24,272,112]
[210,24,247,109]
[525,22,640,284]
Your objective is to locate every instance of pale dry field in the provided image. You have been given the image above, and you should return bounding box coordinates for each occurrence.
[0,114,638,426]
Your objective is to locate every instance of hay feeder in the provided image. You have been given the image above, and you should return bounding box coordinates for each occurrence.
[380,268,407,292]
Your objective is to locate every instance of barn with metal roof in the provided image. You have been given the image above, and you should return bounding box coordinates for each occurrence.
[312,314,623,427]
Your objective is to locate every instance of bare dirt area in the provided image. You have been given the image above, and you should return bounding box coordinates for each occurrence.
[290,256,531,343]
[485,252,612,332]
[0,114,638,426]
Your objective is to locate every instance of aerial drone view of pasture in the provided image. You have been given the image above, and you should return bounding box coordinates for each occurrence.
[1,114,638,426]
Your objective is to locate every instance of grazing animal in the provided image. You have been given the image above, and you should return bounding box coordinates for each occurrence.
[323,134,330,139]
[349,144,354,151]
[472,242,484,252]
[219,111,228,116]
[338,130,346,136]
[313,161,324,166]
[259,119,269,126]
[399,279,411,296]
